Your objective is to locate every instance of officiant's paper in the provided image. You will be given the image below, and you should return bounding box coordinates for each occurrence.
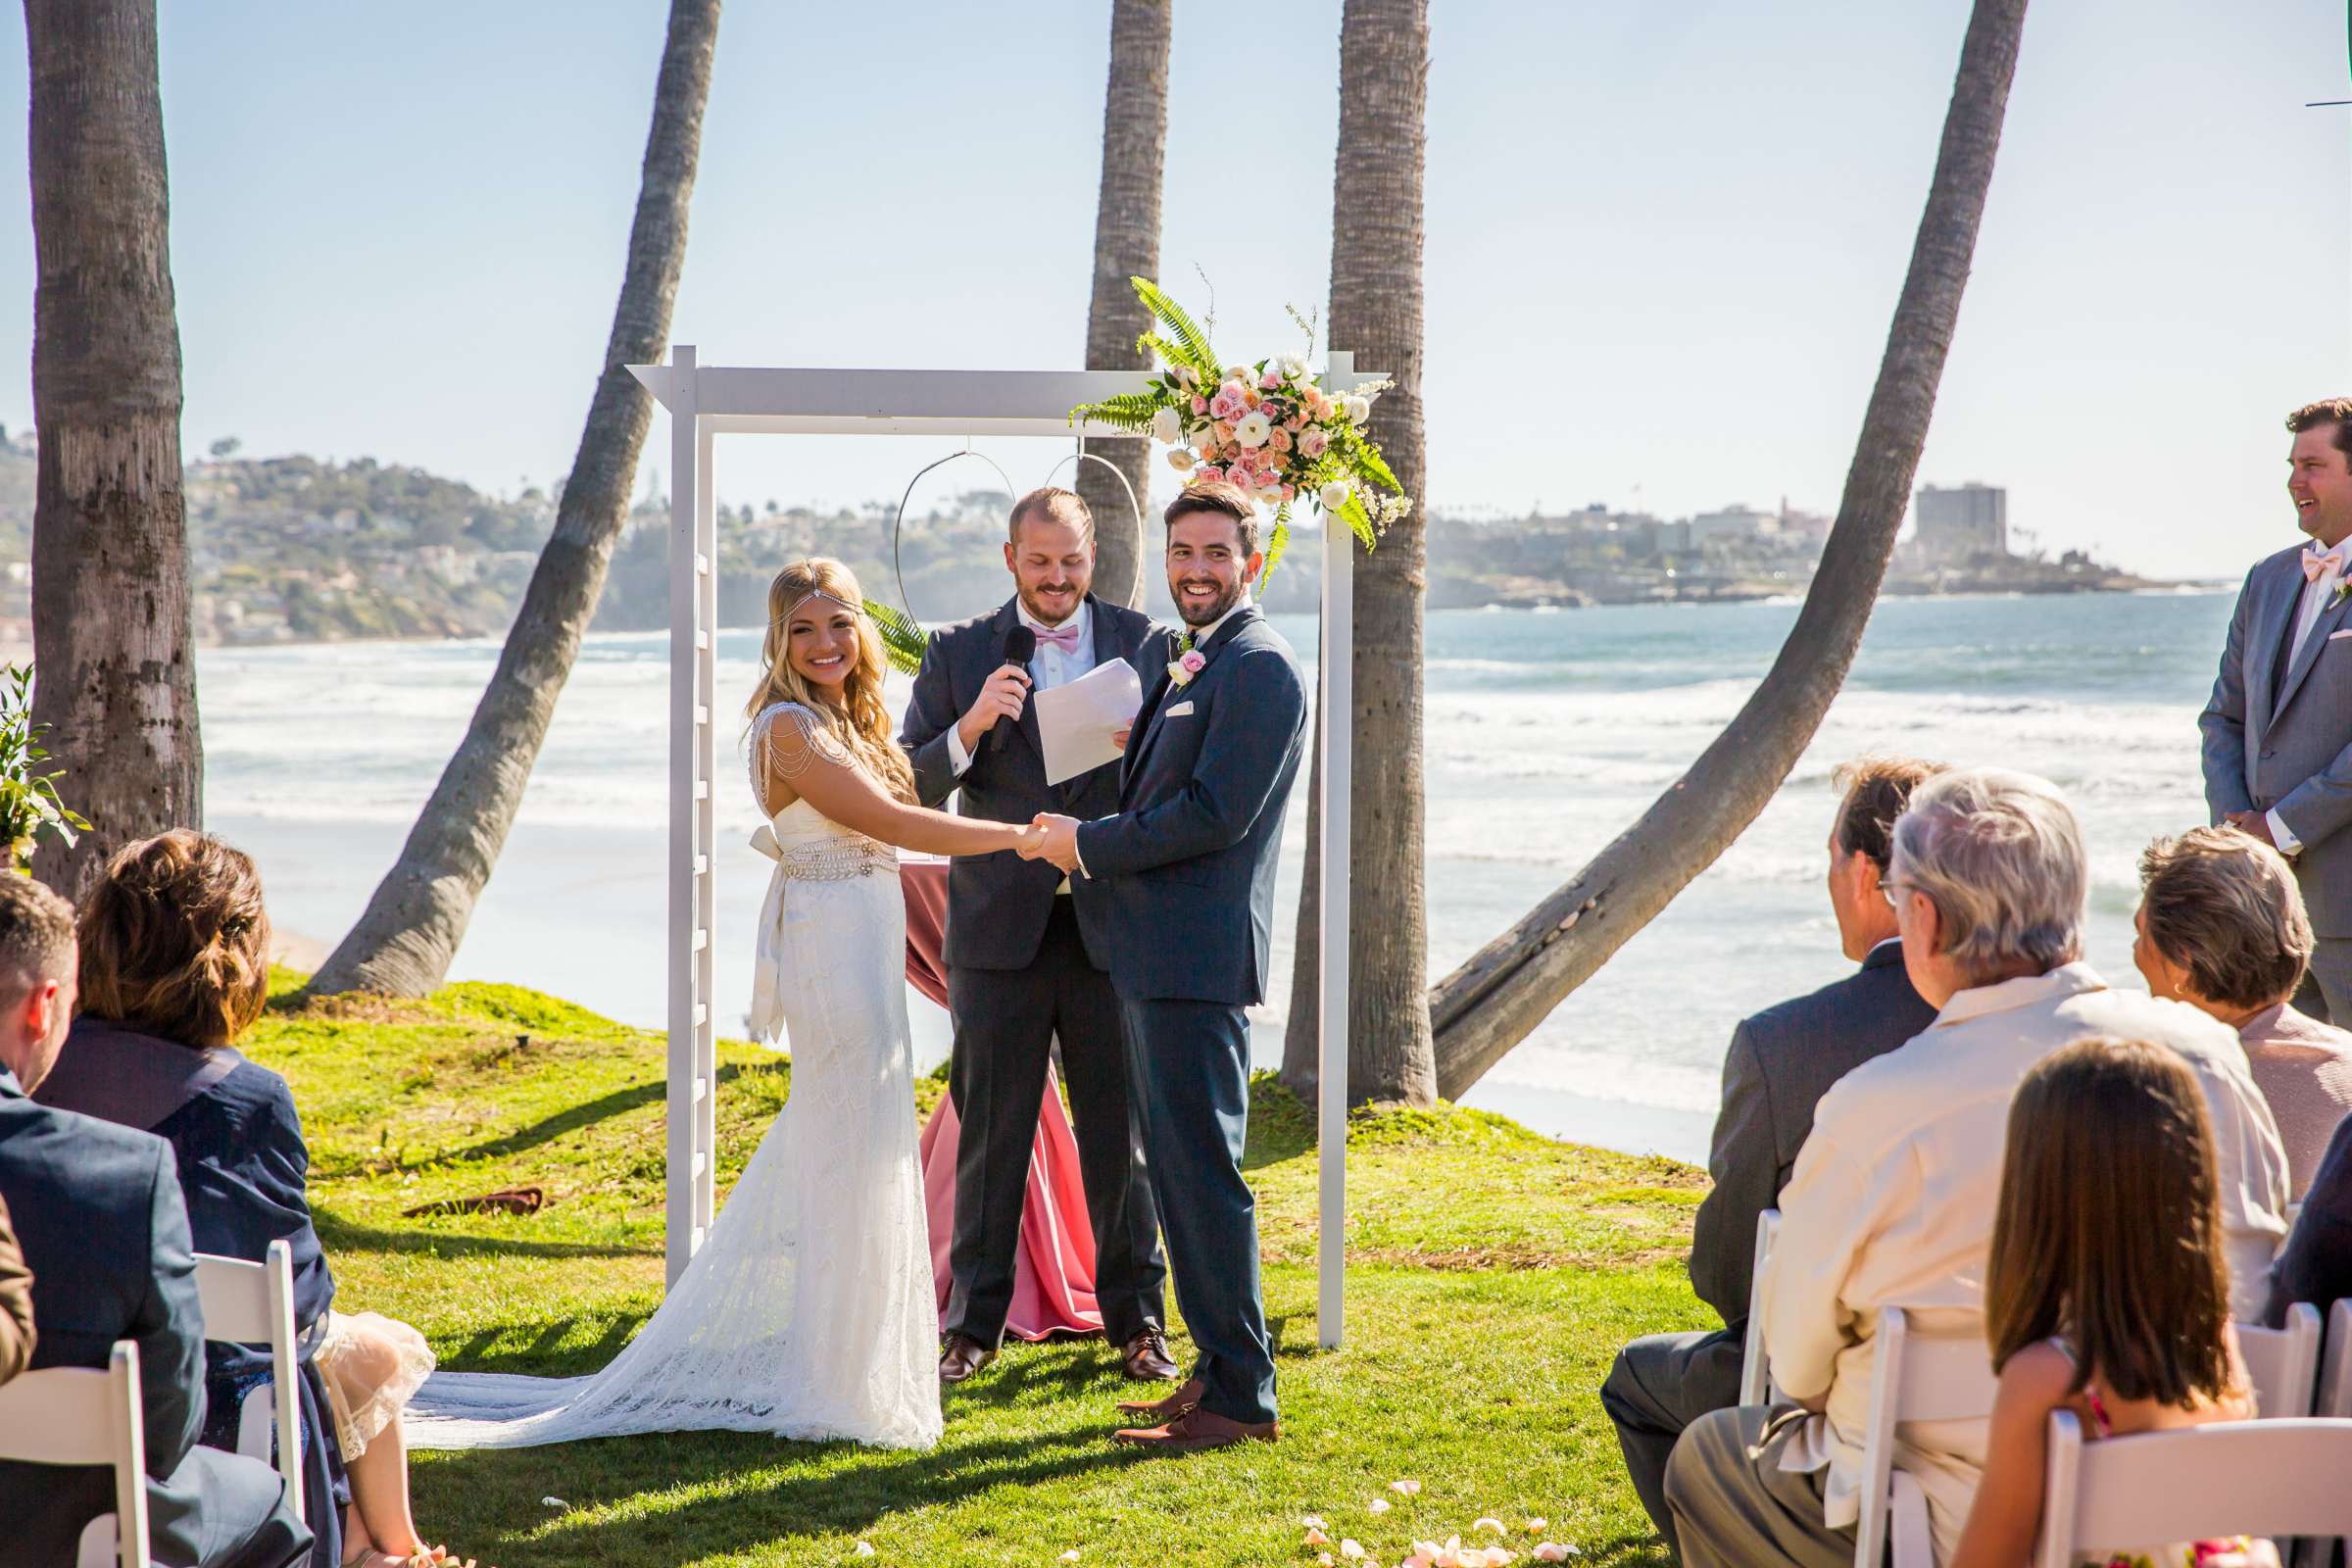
[1034,659,1143,785]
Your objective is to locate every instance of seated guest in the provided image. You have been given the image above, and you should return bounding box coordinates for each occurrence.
[0,872,310,1568]
[1663,767,2290,1568]
[2134,825,2352,1199]
[1949,1037,2274,1568]
[0,1192,31,1386]
[2267,1111,2352,1328]
[1603,755,1943,1548]
[38,832,452,1568]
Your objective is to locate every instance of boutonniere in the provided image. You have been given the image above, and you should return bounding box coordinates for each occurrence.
[1166,638,1208,688]
[2333,577,2351,610]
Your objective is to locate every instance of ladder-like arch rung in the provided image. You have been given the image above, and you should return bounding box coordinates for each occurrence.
[691,928,709,953]
[691,1004,708,1028]
[692,1075,709,1104]
[695,552,710,576]
[694,630,709,651]
[690,1152,708,1181]
[693,780,710,801]
[693,855,709,876]
[694,706,710,725]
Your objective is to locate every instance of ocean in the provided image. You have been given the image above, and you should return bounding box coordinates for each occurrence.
[203,589,2237,1166]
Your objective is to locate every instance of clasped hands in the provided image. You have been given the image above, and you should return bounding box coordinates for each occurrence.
[1016,812,1083,873]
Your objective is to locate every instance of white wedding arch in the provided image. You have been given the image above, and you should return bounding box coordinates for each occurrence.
[629,345,1379,1350]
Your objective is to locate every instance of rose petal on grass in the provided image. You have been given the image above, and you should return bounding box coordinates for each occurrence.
[1390,1479,1423,1495]
[1524,1521,1545,1536]
[1533,1546,1570,1563]
[540,1496,569,1509]
[1475,1519,1506,1536]
[853,1545,875,1560]
[1318,1556,1335,1567]
[1305,1529,1331,1547]
[1367,1498,1393,1516]
[1341,1542,1366,1561]
[1303,1516,1329,1532]
[1058,1553,1081,1563]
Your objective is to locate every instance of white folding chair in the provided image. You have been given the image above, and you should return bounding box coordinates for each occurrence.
[2037,1413,2352,1568]
[0,1339,152,1568]
[193,1239,304,1516]
[2291,1300,2352,1568]
[1739,1206,1781,1407]
[1853,1305,1999,1568]
[2239,1302,2323,1417]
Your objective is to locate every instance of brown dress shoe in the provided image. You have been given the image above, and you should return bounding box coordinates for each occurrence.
[1111,1406,1280,1452]
[1115,1375,1203,1419]
[938,1333,997,1386]
[1120,1327,1182,1383]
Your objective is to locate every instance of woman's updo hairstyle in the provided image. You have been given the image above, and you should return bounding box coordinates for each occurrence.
[77,829,273,1050]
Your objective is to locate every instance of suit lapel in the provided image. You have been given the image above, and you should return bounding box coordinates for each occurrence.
[1124,608,1259,789]
[2274,564,2350,721]
[2249,557,2298,722]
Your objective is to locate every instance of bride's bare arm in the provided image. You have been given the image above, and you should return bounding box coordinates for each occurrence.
[758,712,1039,858]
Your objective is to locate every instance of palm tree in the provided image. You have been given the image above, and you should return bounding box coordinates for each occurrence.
[312,0,719,997]
[1281,0,1436,1106]
[24,0,200,900]
[1074,0,1172,610]
[1427,0,2033,1099]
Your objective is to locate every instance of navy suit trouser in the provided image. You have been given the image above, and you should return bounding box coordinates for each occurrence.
[1120,996,1277,1426]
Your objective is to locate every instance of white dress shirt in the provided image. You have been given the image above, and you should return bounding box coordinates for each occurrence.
[2272,537,2350,855]
[1759,963,2289,1562]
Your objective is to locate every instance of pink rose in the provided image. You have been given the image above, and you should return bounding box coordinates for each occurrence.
[1269,427,1293,454]
[1197,466,1224,484]
[1260,369,1282,392]
[1191,394,1208,415]
[1281,483,1298,504]
[1209,388,1245,421]
[1300,428,1329,459]
[1285,414,1305,433]
[1180,650,1207,675]
[1212,420,1235,445]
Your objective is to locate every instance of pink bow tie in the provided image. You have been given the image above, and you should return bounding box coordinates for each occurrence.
[1032,622,1083,653]
[2305,547,2345,584]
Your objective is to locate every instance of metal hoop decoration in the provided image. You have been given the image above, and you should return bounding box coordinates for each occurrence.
[1039,435,1147,555]
[889,443,1020,625]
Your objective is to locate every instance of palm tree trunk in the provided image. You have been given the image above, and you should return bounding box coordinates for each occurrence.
[310,0,718,997]
[1428,0,2031,1100]
[1075,0,1171,610]
[1281,0,1436,1107]
[24,0,199,902]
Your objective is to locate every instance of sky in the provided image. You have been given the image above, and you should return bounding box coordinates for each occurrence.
[0,1,2345,579]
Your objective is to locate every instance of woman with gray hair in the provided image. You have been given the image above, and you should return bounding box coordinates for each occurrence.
[2134,825,2352,1199]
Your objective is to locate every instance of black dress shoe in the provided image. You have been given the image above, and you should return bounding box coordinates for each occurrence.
[939,1332,998,1385]
[1119,1327,1182,1383]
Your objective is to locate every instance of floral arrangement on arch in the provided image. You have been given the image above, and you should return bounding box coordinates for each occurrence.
[1070,277,1411,575]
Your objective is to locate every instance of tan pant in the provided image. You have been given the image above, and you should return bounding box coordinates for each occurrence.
[1664,1403,1854,1568]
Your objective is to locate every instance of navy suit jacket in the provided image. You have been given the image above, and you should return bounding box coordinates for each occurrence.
[2269,1108,2352,1327]
[0,1068,224,1566]
[900,593,1155,971]
[1685,939,1939,1328]
[1075,606,1307,1006]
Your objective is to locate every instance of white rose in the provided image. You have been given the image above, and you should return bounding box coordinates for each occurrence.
[1175,365,1200,390]
[1278,352,1310,382]
[1345,395,1372,424]
[1319,479,1351,511]
[1151,407,1182,444]
[1167,446,1197,472]
[1233,411,1274,449]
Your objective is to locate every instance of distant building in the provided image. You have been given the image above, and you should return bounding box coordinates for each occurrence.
[1690,504,1778,543]
[1914,482,2008,560]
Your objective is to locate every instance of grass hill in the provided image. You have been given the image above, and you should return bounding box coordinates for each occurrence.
[254,970,1704,1566]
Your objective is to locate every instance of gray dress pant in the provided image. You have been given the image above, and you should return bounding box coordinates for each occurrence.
[2299,938,2352,1027]
[1601,1327,1745,1552]
[1665,1403,1854,1568]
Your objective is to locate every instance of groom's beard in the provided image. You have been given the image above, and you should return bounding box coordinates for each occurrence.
[1173,575,1244,628]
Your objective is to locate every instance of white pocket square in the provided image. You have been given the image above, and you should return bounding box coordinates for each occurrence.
[1164,701,1196,717]
[2331,628,2352,641]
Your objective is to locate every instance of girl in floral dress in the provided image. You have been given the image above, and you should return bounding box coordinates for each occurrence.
[1949,1036,2277,1568]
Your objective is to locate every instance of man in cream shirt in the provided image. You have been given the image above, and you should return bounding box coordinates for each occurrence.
[1664,767,2290,1568]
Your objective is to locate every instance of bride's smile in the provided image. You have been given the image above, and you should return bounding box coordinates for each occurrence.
[789,610,862,687]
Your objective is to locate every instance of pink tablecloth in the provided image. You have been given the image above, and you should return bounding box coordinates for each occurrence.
[901,862,1103,1342]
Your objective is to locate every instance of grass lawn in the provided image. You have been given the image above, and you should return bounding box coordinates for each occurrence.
[256,973,1711,1567]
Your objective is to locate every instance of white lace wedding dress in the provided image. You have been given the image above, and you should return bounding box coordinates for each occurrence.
[405,702,944,1450]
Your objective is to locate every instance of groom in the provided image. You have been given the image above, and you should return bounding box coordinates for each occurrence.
[1026,479,1308,1451]
[900,486,1175,1387]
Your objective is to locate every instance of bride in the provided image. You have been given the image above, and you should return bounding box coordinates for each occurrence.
[407,558,1042,1450]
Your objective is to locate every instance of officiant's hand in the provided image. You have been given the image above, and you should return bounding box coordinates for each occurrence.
[955,665,1032,755]
[1111,724,1131,754]
[1025,812,1083,873]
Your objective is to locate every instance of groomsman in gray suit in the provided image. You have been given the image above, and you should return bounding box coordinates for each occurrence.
[900,488,1174,1387]
[1027,479,1308,1452]
[2202,397,2352,1023]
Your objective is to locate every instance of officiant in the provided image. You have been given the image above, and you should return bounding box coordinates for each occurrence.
[900,486,1177,1387]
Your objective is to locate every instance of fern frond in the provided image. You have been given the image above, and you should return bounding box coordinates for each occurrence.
[1135,331,1193,372]
[1350,435,1402,495]
[1340,492,1378,550]
[1068,390,1166,433]
[864,599,928,677]
[1132,277,1220,373]
[1259,514,1293,588]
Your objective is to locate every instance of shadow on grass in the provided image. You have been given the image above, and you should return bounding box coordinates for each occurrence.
[442,1307,659,1377]
[392,1058,791,1173]
[422,1419,1155,1561]
[314,1211,657,1263]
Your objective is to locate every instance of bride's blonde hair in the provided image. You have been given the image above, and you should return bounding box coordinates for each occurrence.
[745,559,916,803]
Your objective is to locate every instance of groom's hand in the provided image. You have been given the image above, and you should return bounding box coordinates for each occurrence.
[1029,812,1083,874]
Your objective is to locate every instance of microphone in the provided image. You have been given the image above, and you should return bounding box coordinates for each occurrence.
[988,625,1037,754]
